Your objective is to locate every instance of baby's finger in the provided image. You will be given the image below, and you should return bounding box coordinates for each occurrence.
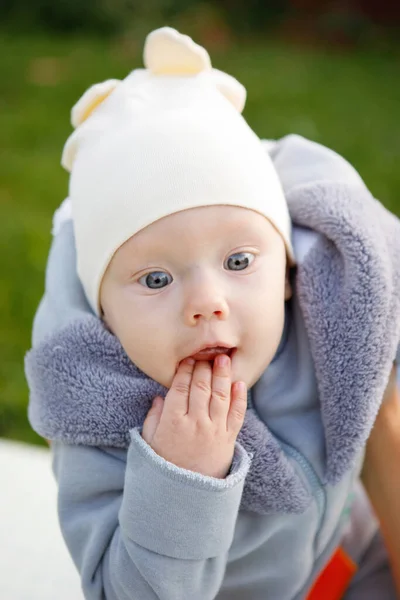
[187,361,213,419]
[226,381,247,434]
[164,358,195,416]
[141,397,164,445]
[209,354,232,423]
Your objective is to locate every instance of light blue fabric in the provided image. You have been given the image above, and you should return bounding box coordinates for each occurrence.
[25,134,400,599]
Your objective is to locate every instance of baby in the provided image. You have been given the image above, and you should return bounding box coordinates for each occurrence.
[25,27,400,600]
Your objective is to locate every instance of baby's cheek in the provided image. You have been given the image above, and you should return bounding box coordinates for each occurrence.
[148,363,175,389]
[138,350,175,388]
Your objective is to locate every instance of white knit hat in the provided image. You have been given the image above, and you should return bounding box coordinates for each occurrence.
[62,27,294,315]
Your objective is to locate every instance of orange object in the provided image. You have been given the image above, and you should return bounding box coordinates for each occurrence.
[306,547,357,600]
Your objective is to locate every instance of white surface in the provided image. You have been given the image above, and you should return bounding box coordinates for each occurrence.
[0,439,83,599]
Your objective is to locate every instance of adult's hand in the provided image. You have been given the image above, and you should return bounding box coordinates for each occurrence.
[361,363,400,596]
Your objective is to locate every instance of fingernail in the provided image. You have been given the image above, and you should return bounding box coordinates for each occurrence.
[185,357,195,365]
[237,381,246,394]
[216,354,229,368]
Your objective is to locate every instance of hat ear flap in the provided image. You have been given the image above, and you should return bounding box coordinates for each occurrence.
[71,79,120,128]
[211,69,246,114]
[61,130,80,172]
[144,27,211,75]
[61,79,120,171]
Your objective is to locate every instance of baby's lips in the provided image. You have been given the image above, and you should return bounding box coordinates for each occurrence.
[190,346,234,361]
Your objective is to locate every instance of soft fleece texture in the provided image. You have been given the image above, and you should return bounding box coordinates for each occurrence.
[25,134,400,516]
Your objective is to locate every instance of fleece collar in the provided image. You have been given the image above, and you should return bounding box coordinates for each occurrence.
[25,176,400,514]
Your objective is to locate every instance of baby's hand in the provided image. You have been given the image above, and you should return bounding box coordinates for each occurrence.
[141,356,247,478]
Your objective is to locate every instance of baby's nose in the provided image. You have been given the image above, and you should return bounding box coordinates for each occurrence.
[193,306,226,322]
[184,289,229,325]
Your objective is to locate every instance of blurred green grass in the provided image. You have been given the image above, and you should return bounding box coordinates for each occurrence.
[1,31,399,445]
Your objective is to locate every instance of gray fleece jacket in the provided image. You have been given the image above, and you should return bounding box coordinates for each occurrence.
[25,134,400,600]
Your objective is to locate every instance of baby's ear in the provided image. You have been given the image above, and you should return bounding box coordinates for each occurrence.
[62,79,120,171]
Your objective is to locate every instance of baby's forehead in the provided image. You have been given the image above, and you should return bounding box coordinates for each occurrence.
[113,205,277,263]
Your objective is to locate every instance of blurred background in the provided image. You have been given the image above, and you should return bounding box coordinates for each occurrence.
[1,0,399,446]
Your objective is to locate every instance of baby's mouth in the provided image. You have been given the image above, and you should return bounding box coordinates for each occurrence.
[189,346,236,361]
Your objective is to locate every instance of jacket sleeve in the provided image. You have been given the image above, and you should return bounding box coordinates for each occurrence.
[52,429,251,600]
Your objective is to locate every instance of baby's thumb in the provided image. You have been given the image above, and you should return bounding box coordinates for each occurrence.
[141,396,164,445]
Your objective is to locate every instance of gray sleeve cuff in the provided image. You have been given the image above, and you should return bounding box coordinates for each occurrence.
[119,427,251,560]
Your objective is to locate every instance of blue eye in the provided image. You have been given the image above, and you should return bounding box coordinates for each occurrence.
[139,271,173,289]
[224,252,254,271]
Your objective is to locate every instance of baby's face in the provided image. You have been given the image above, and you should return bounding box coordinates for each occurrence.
[100,205,291,389]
